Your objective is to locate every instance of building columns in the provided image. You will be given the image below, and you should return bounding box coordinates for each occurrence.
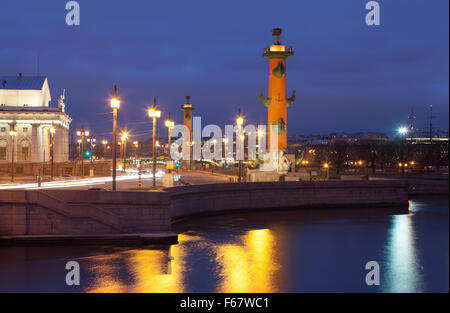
[31,124,39,163]
[54,126,63,163]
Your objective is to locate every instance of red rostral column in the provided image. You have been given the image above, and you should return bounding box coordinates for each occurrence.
[182,96,194,160]
[260,28,295,150]
[182,96,194,139]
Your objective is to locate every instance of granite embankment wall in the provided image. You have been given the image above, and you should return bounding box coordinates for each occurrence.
[0,180,409,236]
[167,180,409,220]
[365,176,449,195]
[0,190,170,235]
[401,178,448,195]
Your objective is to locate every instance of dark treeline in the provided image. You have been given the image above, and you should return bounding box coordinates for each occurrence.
[294,138,449,174]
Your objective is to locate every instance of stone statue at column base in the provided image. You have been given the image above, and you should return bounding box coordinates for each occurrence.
[247,149,292,182]
[58,89,66,112]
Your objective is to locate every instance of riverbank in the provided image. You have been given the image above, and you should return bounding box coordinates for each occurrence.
[0,196,446,292]
[1,179,409,246]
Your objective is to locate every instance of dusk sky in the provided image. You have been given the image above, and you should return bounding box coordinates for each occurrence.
[1,0,448,141]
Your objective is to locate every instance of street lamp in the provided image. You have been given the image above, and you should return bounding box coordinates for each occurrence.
[87,137,96,162]
[223,137,229,161]
[102,140,108,159]
[50,126,56,180]
[323,162,330,179]
[148,98,161,189]
[121,131,128,171]
[77,139,82,160]
[236,108,244,182]
[110,85,120,190]
[9,127,17,182]
[133,140,139,163]
[257,129,264,144]
[165,113,175,161]
[92,140,96,160]
[76,126,89,177]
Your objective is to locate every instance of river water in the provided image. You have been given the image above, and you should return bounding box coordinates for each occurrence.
[0,196,448,293]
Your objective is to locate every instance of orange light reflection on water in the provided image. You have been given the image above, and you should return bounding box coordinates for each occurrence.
[215,229,280,292]
[85,234,197,293]
[84,230,279,293]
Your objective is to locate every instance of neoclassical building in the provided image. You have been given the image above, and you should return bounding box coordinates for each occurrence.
[0,75,72,165]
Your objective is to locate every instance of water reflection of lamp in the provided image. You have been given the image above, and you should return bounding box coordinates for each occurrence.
[124,234,194,292]
[215,228,278,292]
[383,201,421,292]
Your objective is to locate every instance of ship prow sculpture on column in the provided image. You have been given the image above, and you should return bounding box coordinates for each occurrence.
[248,28,295,182]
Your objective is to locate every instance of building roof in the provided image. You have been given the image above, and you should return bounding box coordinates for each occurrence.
[0,76,46,90]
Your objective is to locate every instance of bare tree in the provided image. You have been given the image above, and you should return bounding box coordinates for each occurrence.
[329,139,349,174]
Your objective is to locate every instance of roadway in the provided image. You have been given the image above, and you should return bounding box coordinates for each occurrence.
[0,170,232,191]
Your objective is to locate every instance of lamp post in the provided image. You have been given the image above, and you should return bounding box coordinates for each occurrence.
[121,132,128,172]
[212,138,217,156]
[76,126,89,177]
[92,140,96,161]
[119,141,122,164]
[257,129,264,150]
[236,109,244,182]
[398,126,408,174]
[77,139,82,160]
[87,136,96,163]
[110,85,120,190]
[323,162,330,179]
[9,127,17,182]
[165,113,174,161]
[148,98,161,189]
[223,136,229,162]
[50,126,56,180]
[102,140,108,159]
[133,141,139,163]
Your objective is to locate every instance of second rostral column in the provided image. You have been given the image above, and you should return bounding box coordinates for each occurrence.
[182,96,194,162]
[260,28,295,150]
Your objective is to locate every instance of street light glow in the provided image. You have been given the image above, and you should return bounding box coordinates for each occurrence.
[110,98,120,109]
[149,107,161,118]
[165,119,174,128]
[398,127,408,135]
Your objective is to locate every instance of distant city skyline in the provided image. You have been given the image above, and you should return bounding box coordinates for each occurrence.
[1,0,448,141]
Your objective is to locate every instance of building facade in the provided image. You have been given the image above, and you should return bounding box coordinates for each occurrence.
[0,75,71,165]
